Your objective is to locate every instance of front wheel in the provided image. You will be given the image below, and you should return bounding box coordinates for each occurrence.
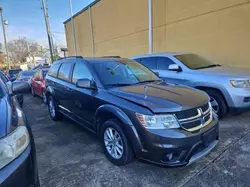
[205,89,227,118]
[101,119,134,166]
[48,96,63,121]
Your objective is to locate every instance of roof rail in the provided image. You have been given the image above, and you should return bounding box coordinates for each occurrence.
[57,56,83,60]
[101,56,121,58]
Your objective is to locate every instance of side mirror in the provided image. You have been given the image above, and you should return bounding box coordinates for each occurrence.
[76,79,96,90]
[168,64,182,72]
[12,81,30,95]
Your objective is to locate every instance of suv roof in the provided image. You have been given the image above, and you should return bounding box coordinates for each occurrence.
[132,52,191,59]
[53,56,130,65]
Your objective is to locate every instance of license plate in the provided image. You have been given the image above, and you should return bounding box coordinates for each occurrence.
[202,128,217,147]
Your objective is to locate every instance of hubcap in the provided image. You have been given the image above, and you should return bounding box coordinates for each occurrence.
[43,92,47,103]
[104,128,123,159]
[210,96,219,113]
[49,99,56,117]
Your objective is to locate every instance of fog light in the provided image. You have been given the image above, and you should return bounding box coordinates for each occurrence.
[164,152,180,162]
[166,153,173,161]
[244,97,250,103]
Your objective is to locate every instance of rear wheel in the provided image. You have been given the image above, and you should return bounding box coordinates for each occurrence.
[204,89,227,118]
[48,96,63,121]
[101,119,134,166]
[31,86,36,97]
[42,90,47,104]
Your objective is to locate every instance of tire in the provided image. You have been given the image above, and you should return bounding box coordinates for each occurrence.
[42,90,47,104]
[19,100,23,108]
[204,89,227,119]
[101,119,134,166]
[48,95,63,121]
[17,94,23,108]
[31,86,36,97]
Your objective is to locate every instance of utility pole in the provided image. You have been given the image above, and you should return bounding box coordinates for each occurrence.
[41,0,54,62]
[69,0,77,56]
[0,7,10,69]
[148,0,153,54]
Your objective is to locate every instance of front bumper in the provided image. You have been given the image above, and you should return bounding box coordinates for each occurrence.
[133,117,219,167]
[227,88,250,111]
[0,146,39,187]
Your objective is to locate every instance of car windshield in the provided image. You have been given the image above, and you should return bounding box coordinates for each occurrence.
[175,54,220,70]
[9,69,21,74]
[91,59,161,87]
[20,71,35,77]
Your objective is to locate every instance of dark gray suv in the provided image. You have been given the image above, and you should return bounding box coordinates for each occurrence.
[45,56,219,166]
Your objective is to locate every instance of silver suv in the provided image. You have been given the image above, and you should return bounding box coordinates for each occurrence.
[132,53,250,118]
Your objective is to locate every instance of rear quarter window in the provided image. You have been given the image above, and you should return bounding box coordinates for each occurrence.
[58,63,72,81]
[48,63,61,77]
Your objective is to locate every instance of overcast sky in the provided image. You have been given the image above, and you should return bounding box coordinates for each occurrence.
[0,0,95,48]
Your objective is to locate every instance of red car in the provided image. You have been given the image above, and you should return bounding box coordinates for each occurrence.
[31,68,49,104]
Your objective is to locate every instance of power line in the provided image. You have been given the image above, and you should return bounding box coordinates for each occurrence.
[51,31,65,34]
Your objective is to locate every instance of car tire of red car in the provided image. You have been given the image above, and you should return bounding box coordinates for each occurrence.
[48,96,63,121]
[31,86,36,97]
[101,119,134,166]
[42,90,47,104]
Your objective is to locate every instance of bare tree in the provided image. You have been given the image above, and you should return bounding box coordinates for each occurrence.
[7,37,40,63]
[0,42,3,52]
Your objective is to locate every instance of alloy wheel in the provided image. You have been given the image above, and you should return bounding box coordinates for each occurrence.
[42,92,47,104]
[210,96,219,114]
[31,87,35,96]
[49,99,56,118]
[104,127,124,159]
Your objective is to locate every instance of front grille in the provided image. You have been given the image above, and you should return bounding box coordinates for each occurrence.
[201,103,209,113]
[181,119,201,129]
[175,108,199,120]
[204,113,211,122]
[175,103,212,132]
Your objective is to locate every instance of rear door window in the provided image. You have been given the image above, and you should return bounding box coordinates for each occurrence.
[48,63,61,77]
[0,72,9,83]
[157,57,175,70]
[140,57,157,70]
[58,63,72,81]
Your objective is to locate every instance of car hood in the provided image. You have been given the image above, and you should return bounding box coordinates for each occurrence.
[108,82,209,113]
[199,66,250,78]
[0,98,7,138]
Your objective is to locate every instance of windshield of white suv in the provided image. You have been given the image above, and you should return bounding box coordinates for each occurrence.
[175,54,221,70]
[91,59,161,87]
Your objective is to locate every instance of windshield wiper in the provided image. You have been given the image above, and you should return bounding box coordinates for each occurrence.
[135,80,161,84]
[195,64,221,70]
[105,83,132,87]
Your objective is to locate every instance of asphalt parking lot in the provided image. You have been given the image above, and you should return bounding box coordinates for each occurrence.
[23,94,250,187]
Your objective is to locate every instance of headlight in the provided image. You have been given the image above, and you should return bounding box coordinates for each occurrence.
[230,80,250,88]
[136,113,180,129]
[0,126,30,169]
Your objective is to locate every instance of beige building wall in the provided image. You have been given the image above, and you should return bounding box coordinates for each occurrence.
[65,0,250,68]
